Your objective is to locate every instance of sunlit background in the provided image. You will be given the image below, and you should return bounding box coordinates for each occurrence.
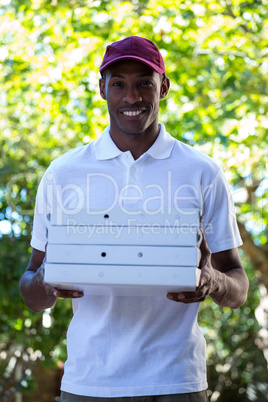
[0,0,267,401]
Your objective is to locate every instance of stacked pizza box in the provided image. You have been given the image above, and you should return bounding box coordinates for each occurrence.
[44,209,202,296]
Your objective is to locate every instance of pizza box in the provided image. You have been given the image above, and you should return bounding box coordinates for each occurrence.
[44,208,202,296]
[46,244,201,266]
[44,264,201,297]
[48,225,200,246]
[50,207,200,227]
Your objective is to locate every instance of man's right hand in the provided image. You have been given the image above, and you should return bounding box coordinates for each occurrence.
[19,247,83,313]
[37,264,84,299]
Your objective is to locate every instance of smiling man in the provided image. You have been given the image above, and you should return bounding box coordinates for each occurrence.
[20,37,249,402]
[99,47,170,160]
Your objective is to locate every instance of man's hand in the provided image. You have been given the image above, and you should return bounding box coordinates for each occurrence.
[167,232,216,303]
[37,264,84,299]
[167,230,249,308]
[20,247,84,313]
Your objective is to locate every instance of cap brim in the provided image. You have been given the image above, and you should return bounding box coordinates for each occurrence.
[100,55,165,75]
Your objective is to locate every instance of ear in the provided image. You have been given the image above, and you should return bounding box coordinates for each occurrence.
[160,76,170,99]
[99,78,106,100]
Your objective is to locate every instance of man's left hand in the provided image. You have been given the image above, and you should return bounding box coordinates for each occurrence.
[167,231,217,303]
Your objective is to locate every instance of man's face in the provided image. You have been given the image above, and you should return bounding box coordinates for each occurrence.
[99,60,169,138]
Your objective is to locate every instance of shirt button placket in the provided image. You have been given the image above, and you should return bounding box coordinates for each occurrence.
[122,162,141,210]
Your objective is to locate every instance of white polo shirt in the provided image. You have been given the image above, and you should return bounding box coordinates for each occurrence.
[31,124,242,397]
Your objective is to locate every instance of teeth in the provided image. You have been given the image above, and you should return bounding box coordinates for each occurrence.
[123,110,143,117]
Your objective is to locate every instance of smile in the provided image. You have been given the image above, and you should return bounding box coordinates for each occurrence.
[122,110,144,117]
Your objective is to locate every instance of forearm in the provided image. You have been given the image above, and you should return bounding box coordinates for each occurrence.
[19,267,56,313]
[209,268,249,308]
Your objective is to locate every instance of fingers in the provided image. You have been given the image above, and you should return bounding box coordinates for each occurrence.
[53,289,84,299]
[43,281,84,299]
[167,293,186,301]
[167,291,208,303]
[167,283,210,303]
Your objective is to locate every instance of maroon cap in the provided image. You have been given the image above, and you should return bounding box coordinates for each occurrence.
[100,36,165,75]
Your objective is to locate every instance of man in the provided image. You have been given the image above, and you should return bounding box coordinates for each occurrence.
[20,36,249,402]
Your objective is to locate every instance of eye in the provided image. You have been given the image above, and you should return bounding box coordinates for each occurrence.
[112,81,124,87]
[140,80,152,86]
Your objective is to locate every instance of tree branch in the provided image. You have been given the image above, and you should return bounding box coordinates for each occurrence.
[223,0,254,34]
[238,220,268,290]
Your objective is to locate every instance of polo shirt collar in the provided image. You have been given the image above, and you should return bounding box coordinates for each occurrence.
[146,124,175,159]
[94,126,122,160]
[94,124,175,161]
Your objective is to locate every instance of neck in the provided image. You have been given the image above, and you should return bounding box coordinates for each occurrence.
[110,123,160,160]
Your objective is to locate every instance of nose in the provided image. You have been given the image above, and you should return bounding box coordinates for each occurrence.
[123,86,142,104]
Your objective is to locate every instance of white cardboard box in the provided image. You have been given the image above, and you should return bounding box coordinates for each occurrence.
[50,208,200,227]
[47,244,201,266]
[48,225,200,246]
[45,264,201,297]
[44,209,202,296]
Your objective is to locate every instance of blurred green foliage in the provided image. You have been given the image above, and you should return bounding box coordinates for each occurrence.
[0,0,267,400]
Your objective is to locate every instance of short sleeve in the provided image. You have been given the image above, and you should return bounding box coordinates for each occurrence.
[30,166,55,252]
[201,168,243,253]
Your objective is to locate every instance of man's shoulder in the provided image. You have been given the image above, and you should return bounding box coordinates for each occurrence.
[172,138,221,173]
[51,142,95,168]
